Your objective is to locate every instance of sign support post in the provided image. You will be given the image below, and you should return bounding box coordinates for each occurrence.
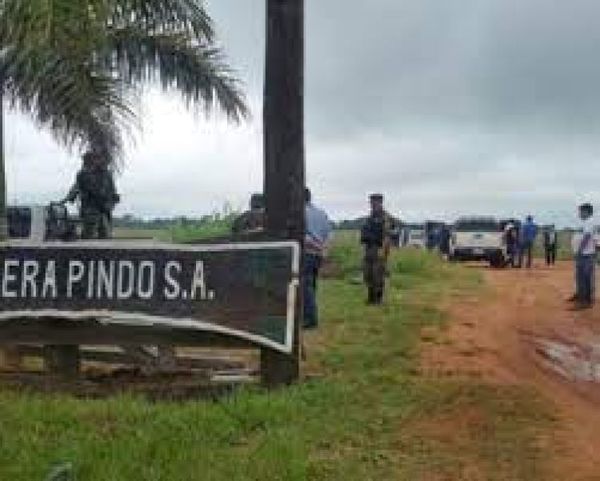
[262,0,305,386]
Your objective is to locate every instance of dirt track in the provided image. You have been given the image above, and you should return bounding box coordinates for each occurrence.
[422,261,600,480]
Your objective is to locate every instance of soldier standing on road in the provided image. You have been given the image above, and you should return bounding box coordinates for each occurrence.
[63,151,120,239]
[361,193,393,305]
[543,225,558,266]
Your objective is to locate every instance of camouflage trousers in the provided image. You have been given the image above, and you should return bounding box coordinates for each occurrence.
[363,246,387,304]
[81,208,111,240]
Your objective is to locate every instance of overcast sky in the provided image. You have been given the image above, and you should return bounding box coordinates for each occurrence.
[6,0,600,225]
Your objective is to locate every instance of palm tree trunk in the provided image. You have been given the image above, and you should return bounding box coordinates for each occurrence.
[261,0,304,386]
[0,81,20,370]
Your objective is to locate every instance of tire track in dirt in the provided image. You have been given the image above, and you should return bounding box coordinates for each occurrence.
[421,261,600,480]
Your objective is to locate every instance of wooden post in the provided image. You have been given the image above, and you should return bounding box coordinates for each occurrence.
[262,0,304,386]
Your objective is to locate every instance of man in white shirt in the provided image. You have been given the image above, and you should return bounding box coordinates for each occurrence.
[304,188,332,329]
[570,203,596,309]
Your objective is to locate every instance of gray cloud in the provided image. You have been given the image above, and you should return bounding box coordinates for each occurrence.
[5,0,600,227]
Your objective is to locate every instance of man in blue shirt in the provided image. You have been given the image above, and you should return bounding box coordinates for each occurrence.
[304,188,332,329]
[520,215,538,268]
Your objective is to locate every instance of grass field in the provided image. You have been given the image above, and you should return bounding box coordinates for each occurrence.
[0,233,557,480]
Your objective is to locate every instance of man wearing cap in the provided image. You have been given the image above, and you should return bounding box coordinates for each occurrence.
[569,203,596,310]
[231,193,265,238]
[360,193,393,304]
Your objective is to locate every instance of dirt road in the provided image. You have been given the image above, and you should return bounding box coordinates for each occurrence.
[422,261,600,480]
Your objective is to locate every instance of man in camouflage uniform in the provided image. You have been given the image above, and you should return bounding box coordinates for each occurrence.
[231,193,265,238]
[64,151,120,239]
[361,193,393,304]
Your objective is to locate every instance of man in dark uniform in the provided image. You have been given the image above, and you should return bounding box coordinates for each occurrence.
[361,193,393,304]
[543,225,558,266]
[231,193,265,238]
[64,151,120,239]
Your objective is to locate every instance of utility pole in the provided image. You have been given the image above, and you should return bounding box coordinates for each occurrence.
[262,0,305,386]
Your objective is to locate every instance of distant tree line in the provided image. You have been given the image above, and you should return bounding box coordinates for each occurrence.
[113,211,239,230]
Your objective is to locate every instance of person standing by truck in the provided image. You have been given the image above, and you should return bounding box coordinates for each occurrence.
[569,203,596,310]
[505,222,518,267]
[361,193,393,305]
[520,215,538,268]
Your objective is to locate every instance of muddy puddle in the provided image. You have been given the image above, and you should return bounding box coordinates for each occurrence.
[527,335,600,383]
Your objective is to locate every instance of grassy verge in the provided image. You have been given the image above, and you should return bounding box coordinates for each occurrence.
[0,235,556,480]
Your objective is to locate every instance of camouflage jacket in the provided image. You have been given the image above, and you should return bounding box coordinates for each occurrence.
[66,167,120,213]
[361,211,395,249]
[231,210,265,236]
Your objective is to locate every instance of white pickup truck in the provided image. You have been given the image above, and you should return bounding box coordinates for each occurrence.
[449,216,507,267]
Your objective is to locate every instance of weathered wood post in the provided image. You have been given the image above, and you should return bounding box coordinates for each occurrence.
[262,0,304,386]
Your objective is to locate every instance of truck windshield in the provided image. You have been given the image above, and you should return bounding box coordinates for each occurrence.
[454,220,499,232]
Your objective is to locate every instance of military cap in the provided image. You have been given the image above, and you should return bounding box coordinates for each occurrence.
[369,193,384,201]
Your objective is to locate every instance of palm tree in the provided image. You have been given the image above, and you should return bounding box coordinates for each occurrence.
[0,0,248,239]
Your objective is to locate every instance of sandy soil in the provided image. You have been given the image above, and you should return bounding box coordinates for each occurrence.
[421,261,600,480]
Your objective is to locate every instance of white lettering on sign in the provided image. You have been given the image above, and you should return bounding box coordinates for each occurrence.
[2,259,19,298]
[191,261,207,300]
[21,260,39,298]
[97,260,115,299]
[164,261,181,300]
[67,260,85,298]
[117,261,135,300]
[87,260,95,299]
[138,261,155,300]
[42,260,57,299]
[0,257,217,302]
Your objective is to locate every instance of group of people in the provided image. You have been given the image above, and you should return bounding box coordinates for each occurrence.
[63,152,597,318]
[505,206,596,310]
[359,198,599,312]
[504,216,558,269]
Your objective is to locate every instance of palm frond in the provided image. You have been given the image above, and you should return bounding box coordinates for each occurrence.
[2,45,135,162]
[104,26,248,121]
[0,0,249,163]
[104,0,215,41]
